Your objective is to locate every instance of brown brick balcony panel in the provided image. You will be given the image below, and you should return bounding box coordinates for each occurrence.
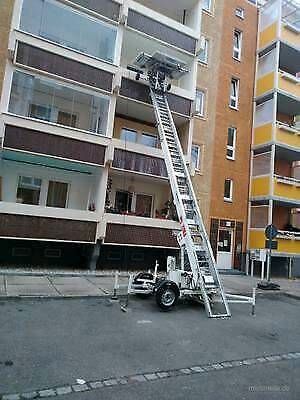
[105,223,179,248]
[0,214,97,242]
[16,43,113,92]
[127,10,196,54]
[4,125,106,166]
[119,78,191,117]
[112,149,167,177]
[70,0,120,21]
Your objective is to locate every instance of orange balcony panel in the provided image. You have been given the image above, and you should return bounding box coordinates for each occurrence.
[254,123,273,146]
[279,73,300,98]
[281,25,300,49]
[276,126,300,148]
[251,176,270,197]
[256,72,275,97]
[274,178,300,201]
[259,22,278,48]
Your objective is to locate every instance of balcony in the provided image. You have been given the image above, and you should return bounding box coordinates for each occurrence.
[274,174,300,202]
[278,70,300,99]
[276,122,300,148]
[126,0,201,55]
[249,229,300,255]
[0,202,99,243]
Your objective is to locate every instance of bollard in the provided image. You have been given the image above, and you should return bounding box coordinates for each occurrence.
[251,287,256,316]
[111,270,119,300]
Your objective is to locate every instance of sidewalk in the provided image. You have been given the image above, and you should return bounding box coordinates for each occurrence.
[0,271,299,299]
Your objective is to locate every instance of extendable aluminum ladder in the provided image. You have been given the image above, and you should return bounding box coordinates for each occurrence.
[149,87,231,318]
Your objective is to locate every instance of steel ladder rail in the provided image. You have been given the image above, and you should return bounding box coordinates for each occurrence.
[150,88,231,318]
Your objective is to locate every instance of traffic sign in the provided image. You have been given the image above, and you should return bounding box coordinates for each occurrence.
[265,224,278,240]
[265,240,278,250]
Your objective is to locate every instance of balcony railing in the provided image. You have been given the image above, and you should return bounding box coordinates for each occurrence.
[277,229,300,240]
[278,70,300,99]
[274,174,300,186]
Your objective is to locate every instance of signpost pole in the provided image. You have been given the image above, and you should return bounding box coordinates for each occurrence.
[267,239,272,282]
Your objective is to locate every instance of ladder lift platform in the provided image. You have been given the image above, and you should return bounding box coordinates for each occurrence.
[127,52,256,318]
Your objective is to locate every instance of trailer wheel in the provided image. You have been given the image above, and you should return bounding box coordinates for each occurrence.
[156,283,179,310]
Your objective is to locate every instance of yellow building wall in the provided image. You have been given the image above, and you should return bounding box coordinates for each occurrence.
[281,25,300,49]
[276,127,300,148]
[254,123,273,146]
[256,72,275,97]
[251,176,270,197]
[249,230,300,253]
[259,22,278,48]
[278,74,300,98]
[274,180,300,201]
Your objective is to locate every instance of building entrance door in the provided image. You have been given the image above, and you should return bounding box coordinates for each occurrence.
[217,229,233,269]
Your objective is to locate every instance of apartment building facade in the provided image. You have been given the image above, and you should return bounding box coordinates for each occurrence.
[249,0,300,277]
[0,0,203,269]
[192,0,258,271]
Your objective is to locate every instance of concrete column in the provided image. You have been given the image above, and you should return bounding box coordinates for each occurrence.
[88,241,101,271]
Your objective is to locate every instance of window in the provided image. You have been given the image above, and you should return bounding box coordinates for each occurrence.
[115,191,133,213]
[202,0,212,12]
[46,181,68,208]
[191,145,202,171]
[195,90,205,117]
[20,0,117,63]
[140,133,157,148]
[226,127,237,160]
[235,7,245,19]
[230,78,239,109]
[233,30,242,60]
[135,194,152,217]
[16,176,42,205]
[120,128,137,143]
[9,71,109,135]
[224,179,233,202]
[198,37,209,64]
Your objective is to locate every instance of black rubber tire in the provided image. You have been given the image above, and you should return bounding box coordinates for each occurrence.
[155,284,178,311]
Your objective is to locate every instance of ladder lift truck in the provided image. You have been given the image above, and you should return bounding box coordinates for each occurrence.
[126,52,255,318]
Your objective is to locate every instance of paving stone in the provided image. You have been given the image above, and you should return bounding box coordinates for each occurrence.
[89,381,104,389]
[103,379,118,387]
[230,360,243,367]
[190,366,205,373]
[287,353,299,359]
[179,368,192,374]
[2,394,21,400]
[38,389,56,398]
[72,384,89,392]
[211,363,224,370]
[117,378,128,385]
[129,375,147,383]
[156,372,169,378]
[55,387,72,395]
[20,392,38,399]
[166,370,182,377]
[242,359,257,365]
[256,357,267,363]
[220,361,233,368]
[202,365,215,371]
[144,373,159,381]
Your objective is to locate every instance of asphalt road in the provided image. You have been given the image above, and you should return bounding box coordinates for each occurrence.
[0,294,299,399]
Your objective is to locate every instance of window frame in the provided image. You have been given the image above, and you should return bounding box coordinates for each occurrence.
[224,179,233,202]
[16,175,42,206]
[235,7,245,19]
[202,0,213,13]
[191,144,202,172]
[229,78,240,110]
[226,127,237,160]
[198,37,209,65]
[233,29,243,61]
[195,89,206,117]
[46,180,69,209]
